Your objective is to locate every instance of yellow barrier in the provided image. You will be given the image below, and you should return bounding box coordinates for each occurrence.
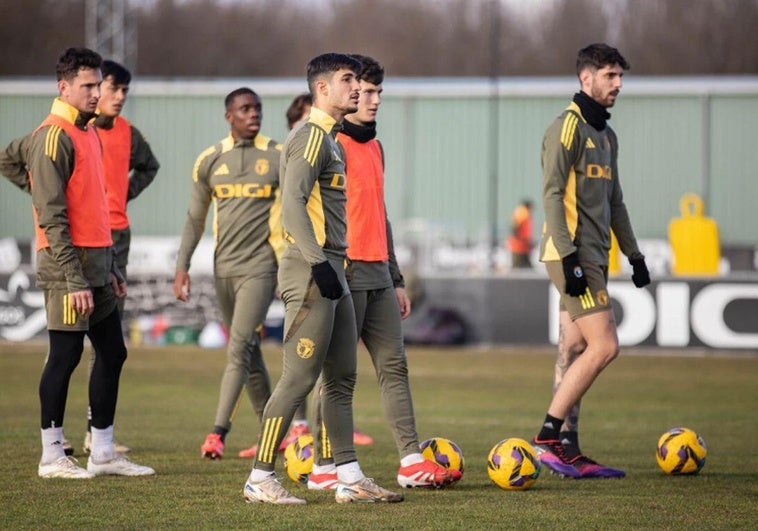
[668,193,720,276]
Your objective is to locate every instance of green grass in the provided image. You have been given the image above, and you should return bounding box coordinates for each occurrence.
[0,342,756,530]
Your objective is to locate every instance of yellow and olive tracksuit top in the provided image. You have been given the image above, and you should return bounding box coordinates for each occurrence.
[540,101,641,266]
[176,133,283,278]
[280,106,348,264]
[26,98,116,292]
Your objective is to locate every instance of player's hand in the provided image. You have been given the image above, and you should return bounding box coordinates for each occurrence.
[561,252,588,297]
[173,270,191,302]
[110,273,127,298]
[311,261,343,300]
[630,256,651,288]
[70,289,94,317]
[395,287,411,319]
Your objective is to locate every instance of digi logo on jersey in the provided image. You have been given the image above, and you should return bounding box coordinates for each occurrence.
[330,173,346,189]
[586,164,612,180]
[214,183,273,198]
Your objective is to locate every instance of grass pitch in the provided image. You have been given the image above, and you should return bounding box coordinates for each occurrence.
[0,341,756,530]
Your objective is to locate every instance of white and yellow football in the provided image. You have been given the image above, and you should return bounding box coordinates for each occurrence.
[283,434,315,484]
[420,437,464,483]
[487,437,541,490]
[656,427,706,475]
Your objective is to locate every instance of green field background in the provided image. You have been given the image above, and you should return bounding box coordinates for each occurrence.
[0,342,755,529]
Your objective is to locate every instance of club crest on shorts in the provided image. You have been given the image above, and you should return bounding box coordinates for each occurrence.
[296,338,316,359]
[597,290,609,306]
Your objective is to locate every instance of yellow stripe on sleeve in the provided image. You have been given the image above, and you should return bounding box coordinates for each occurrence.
[306,182,327,247]
[267,188,285,262]
[560,114,578,150]
[192,146,217,183]
[45,126,62,162]
[304,127,323,167]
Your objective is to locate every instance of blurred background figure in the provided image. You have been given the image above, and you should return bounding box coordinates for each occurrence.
[506,199,534,269]
[285,93,312,130]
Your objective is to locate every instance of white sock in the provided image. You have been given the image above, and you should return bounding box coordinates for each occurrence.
[293,420,309,428]
[312,462,337,475]
[90,425,115,461]
[337,461,365,484]
[400,452,425,467]
[249,468,275,483]
[41,427,65,464]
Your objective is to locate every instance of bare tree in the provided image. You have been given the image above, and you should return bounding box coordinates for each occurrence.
[0,0,755,76]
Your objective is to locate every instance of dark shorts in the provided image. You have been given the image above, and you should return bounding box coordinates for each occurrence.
[111,226,131,279]
[545,260,611,321]
[44,284,118,331]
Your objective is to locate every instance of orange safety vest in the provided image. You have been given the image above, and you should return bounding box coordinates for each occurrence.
[32,113,112,251]
[507,205,533,255]
[99,116,132,230]
[338,134,388,262]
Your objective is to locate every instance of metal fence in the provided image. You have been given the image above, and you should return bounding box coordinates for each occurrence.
[1,76,757,248]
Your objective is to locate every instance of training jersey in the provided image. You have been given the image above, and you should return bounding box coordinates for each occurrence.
[280,107,348,264]
[176,133,283,278]
[26,98,115,291]
[94,114,160,230]
[337,125,404,291]
[540,100,641,265]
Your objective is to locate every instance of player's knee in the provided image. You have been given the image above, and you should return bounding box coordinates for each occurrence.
[565,337,587,361]
[115,344,128,365]
[375,357,409,382]
[597,338,620,369]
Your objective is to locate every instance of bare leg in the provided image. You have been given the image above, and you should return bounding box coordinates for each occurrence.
[554,311,587,433]
[547,309,619,420]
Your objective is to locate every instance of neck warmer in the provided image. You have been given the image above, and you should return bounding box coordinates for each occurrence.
[573,91,611,131]
[341,119,376,143]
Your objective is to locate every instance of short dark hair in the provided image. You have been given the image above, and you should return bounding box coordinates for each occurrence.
[55,47,102,81]
[224,87,258,109]
[286,93,312,129]
[102,60,131,86]
[306,53,361,96]
[576,43,630,75]
[351,54,384,85]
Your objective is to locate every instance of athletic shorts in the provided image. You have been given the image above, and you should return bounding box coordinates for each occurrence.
[111,226,131,279]
[545,260,611,321]
[44,284,118,331]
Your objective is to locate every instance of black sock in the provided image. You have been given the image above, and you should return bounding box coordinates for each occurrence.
[213,426,229,442]
[537,414,563,441]
[560,431,581,459]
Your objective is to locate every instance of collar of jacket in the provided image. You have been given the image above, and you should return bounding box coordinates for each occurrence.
[308,106,340,134]
[223,132,274,152]
[51,97,96,129]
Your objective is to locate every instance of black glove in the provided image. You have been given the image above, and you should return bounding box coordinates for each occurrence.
[311,261,343,300]
[561,252,588,297]
[630,256,651,288]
